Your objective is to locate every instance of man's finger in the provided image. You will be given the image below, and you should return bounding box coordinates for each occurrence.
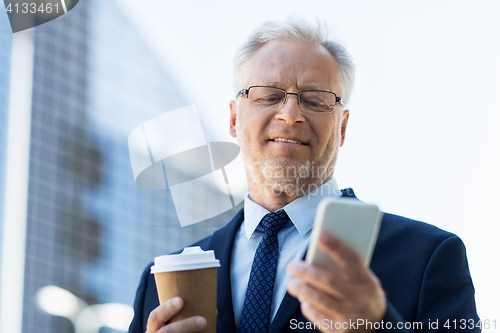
[287,261,350,298]
[287,277,345,317]
[157,316,207,333]
[299,301,337,330]
[146,297,183,332]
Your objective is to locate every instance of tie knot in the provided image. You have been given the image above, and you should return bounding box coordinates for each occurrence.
[260,210,290,233]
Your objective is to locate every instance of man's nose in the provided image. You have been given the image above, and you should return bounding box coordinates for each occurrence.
[275,94,305,124]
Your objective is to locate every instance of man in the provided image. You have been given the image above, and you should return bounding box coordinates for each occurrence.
[129,19,479,333]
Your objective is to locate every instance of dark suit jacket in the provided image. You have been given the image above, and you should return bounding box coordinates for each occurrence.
[129,189,479,332]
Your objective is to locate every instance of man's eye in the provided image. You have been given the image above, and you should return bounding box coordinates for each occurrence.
[303,99,326,107]
[254,95,282,104]
[304,100,320,107]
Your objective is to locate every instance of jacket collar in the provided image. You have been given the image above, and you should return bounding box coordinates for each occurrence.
[208,208,244,333]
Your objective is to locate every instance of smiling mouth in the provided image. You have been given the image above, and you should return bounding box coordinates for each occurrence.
[271,137,306,145]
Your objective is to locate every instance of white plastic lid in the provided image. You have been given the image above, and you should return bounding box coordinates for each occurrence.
[150,246,220,273]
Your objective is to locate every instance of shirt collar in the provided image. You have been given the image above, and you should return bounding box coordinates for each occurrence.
[243,177,342,240]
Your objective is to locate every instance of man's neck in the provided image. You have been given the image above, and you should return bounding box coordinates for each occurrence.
[247,175,333,212]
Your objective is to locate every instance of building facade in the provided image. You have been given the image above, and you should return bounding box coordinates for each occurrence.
[0,1,237,332]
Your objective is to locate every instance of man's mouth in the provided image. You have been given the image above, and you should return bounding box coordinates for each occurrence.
[270,137,306,145]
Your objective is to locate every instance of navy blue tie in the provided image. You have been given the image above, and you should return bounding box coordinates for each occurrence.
[239,210,291,333]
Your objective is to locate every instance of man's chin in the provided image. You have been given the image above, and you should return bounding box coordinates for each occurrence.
[260,159,318,180]
[258,163,325,196]
[241,149,334,196]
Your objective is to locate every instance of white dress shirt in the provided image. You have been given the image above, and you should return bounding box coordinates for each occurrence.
[230,177,342,330]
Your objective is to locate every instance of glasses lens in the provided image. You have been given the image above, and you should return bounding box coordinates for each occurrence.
[247,87,286,108]
[300,91,337,113]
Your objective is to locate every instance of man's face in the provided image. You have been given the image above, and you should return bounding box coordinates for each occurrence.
[229,40,349,195]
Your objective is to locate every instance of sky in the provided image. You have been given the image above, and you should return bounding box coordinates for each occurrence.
[115,0,500,320]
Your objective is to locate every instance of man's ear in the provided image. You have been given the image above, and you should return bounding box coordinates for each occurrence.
[229,100,237,138]
[340,109,349,147]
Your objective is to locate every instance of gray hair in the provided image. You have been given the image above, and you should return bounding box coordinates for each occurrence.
[234,18,356,105]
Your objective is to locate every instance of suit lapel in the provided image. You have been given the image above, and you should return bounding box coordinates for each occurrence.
[208,208,244,333]
[268,188,357,333]
[268,287,301,333]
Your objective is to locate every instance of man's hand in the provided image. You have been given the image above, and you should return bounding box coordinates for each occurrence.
[286,231,386,333]
[145,297,207,333]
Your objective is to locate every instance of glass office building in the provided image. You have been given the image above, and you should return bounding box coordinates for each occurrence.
[0,1,238,332]
[0,15,11,257]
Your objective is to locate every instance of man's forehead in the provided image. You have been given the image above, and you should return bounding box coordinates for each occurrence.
[240,40,340,91]
[253,81,334,92]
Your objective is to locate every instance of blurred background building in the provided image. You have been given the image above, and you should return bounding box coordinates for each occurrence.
[0,12,10,247]
[0,1,241,332]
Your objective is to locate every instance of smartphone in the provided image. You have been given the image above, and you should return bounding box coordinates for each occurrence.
[306,197,383,267]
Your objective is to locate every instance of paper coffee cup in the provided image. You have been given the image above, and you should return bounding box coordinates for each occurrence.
[151,247,220,333]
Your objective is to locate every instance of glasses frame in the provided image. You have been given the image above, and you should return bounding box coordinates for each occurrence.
[236,85,343,114]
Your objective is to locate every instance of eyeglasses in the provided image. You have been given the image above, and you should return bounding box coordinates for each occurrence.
[236,86,343,114]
